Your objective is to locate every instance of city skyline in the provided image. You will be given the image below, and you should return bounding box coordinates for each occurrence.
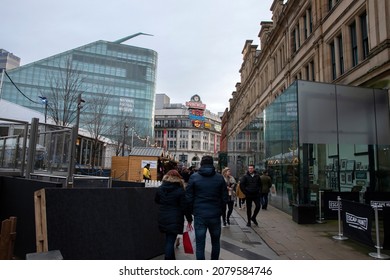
[1,0,274,113]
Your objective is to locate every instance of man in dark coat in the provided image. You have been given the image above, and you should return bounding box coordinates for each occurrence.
[185,155,228,260]
[240,164,262,227]
[260,170,272,210]
[155,170,192,260]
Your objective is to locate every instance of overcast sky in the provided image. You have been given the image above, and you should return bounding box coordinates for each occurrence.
[2,0,274,113]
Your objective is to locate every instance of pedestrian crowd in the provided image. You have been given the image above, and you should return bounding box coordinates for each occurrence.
[154,156,271,260]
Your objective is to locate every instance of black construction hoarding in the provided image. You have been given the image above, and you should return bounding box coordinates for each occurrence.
[341,199,374,247]
[323,192,360,219]
[364,192,390,211]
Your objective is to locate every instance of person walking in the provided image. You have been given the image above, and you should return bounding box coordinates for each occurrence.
[143,163,151,181]
[185,155,228,260]
[260,170,272,210]
[239,164,262,227]
[235,181,246,209]
[221,167,236,226]
[155,170,192,260]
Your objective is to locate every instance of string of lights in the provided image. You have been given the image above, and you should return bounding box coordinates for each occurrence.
[4,70,41,104]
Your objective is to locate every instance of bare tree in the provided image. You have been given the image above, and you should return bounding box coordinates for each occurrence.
[83,92,111,169]
[41,56,87,127]
[112,110,139,156]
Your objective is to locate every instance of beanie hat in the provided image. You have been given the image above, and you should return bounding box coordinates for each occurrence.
[200,155,213,166]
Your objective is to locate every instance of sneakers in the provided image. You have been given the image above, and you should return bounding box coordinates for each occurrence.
[246,222,251,227]
[251,217,258,226]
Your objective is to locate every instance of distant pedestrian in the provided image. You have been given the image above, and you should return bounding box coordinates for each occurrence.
[155,170,192,260]
[239,164,262,227]
[235,181,246,209]
[180,167,191,183]
[143,163,151,181]
[186,155,228,260]
[260,170,272,210]
[221,167,236,226]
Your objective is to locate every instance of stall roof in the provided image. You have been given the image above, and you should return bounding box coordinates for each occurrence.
[129,147,164,157]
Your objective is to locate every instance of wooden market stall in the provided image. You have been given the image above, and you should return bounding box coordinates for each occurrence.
[111,147,165,182]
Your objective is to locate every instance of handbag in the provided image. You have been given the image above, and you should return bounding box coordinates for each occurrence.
[182,223,196,254]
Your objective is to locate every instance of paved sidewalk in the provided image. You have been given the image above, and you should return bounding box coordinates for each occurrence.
[235,205,389,260]
[154,204,390,260]
[157,209,280,260]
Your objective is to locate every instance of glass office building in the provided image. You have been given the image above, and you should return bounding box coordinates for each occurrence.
[0,38,157,141]
[230,80,390,214]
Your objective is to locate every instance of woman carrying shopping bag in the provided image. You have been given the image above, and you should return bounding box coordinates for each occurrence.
[155,170,192,260]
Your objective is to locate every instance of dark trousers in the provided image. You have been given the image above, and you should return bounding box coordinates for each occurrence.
[245,194,261,223]
[222,200,234,224]
[260,192,269,209]
[164,232,178,260]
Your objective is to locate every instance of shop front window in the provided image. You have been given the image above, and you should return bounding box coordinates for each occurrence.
[231,80,390,215]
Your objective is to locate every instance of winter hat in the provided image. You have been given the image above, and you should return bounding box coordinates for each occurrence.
[200,155,213,166]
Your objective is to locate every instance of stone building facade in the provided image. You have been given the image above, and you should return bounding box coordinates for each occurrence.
[222,0,390,212]
[154,94,222,169]
[226,0,390,138]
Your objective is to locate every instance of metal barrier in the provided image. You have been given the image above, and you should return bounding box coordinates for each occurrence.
[332,196,348,240]
[30,173,68,188]
[72,175,112,188]
[0,118,28,177]
[369,206,390,259]
[316,190,326,224]
[0,117,74,182]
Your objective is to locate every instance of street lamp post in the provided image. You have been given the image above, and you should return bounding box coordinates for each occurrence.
[131,128,134,152]
[39,96,48,123]
[72,93,85,176]
[122,124,128,156]
[75,93,85,136]
[38,96,48,157]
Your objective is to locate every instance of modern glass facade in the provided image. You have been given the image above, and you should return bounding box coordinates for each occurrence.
[228,116,264,178]
[229,80,390,214]
[0,39,157,141]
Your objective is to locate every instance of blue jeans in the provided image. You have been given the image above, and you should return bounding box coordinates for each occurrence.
[164,232,178,260]
[194,216,221,260]
[260,193,269,209]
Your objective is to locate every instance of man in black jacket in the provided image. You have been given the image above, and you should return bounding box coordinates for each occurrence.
[240,164,262,227]
[186,155,228,260]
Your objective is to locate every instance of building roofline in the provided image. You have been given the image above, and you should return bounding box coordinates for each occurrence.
[113,33,153,44]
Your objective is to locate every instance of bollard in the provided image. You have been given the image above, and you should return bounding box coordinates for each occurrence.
[316,190,326,224]
[332,196,348,240]
[368,206,390,259]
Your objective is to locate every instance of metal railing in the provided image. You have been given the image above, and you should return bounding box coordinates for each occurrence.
[0,117,75,184]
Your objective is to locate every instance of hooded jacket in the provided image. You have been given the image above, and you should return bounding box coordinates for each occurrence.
[185,164,228,218]
[155,174,192,234]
